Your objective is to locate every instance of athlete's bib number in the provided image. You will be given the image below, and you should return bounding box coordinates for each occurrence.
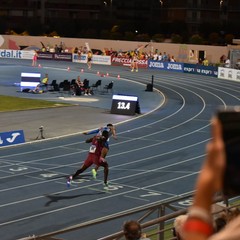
[89,145,96,153]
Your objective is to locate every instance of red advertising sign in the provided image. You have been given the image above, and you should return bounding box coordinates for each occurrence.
[111,57,148,68]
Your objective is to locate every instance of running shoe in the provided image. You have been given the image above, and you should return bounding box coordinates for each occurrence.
[67,175,73,187]
[103,182,110,191]
[104,182,109,188]
[92,169,97,179]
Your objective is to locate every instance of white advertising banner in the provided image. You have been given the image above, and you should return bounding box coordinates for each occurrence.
[72,54,111,65]
[0,49,34,59]
[218,67,240,82]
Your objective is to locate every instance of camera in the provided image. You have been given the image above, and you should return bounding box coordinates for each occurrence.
[39,126,44,130]
[217,107,240,197]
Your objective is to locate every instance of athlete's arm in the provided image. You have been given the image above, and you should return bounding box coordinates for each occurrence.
[83,128,99,135]
[85,137,93,143]
[101,147,109,159]
[112,126,117,140]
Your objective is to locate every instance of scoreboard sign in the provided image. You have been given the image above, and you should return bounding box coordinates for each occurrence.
[111,94,140,115]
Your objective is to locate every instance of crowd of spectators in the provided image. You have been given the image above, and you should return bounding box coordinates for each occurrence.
[38,42,238,67]
[47,43,178,62]
[172,206,240,240]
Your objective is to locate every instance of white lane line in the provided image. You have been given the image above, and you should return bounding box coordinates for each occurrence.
[0,188,138,227]
[0,153,203,207]
[123,195,150,202]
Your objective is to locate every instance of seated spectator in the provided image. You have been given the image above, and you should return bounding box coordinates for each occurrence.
[226,207,240,223]
[32,84,43,94]
[182,117,240,240]
[173,215,188,239]
[41,73,49,91]
[75,76,84,96]
[214,216,226,233]
[123,220,151,240]
[83,78,91,96]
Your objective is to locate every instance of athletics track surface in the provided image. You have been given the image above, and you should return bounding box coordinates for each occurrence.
[1,59,240,240]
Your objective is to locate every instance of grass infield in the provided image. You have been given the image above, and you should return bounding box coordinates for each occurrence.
[0,95,72,112]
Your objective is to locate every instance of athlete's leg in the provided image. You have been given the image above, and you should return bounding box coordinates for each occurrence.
[72,164,89,179]
[71,154,93,179]
[100,161,109,185]
[95,165,100,171]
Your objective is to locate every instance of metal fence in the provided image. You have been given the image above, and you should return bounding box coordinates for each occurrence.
[18,192,240,240]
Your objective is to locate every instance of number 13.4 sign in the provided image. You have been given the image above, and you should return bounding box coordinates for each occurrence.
[111,94,140,115]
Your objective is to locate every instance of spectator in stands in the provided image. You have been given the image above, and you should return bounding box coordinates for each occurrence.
[202,58,209,66]
[77,46,82,60]
[123,220,151,240]
[54,44,59,53]
[182,117,240,240]
[153,52,159,61]
[158,52,163,61]
[214,216,227,233]
[198,58,203,64]
[162,52,168,61]
[41,73,49,92]
[224,57,231,68]
[173,215,188,240]
[226,207,240,223]
[83,78,91,95]
[170,55,176,62]
[74,76,84,96]
[73,47,78,53]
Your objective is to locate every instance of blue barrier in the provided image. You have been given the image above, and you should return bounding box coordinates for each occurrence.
[148,60,184,72]
[183,63,218,77]
[148,60,218,77]
[0,130,25,147]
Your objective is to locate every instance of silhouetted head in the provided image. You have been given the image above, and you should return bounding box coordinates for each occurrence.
[123,220,142,240]
[102,130,109,140]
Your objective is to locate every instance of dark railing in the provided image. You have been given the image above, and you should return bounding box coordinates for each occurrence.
[18,193,240,240]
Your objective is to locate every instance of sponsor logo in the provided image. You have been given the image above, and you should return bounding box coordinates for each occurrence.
[167,63,182,70]
[112,57,147,67]
[0,50,22,58]
[220,69,225,77]
[237,71,240,80]
[93,56,110,62]
[201,69,212,75]
[149,61,164,68]
[112,57,131,64]
[0,130,25,147]
[54,53,72,60]
[73,54,86,60]
[38,53,53,59]
[184,67,195,72]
